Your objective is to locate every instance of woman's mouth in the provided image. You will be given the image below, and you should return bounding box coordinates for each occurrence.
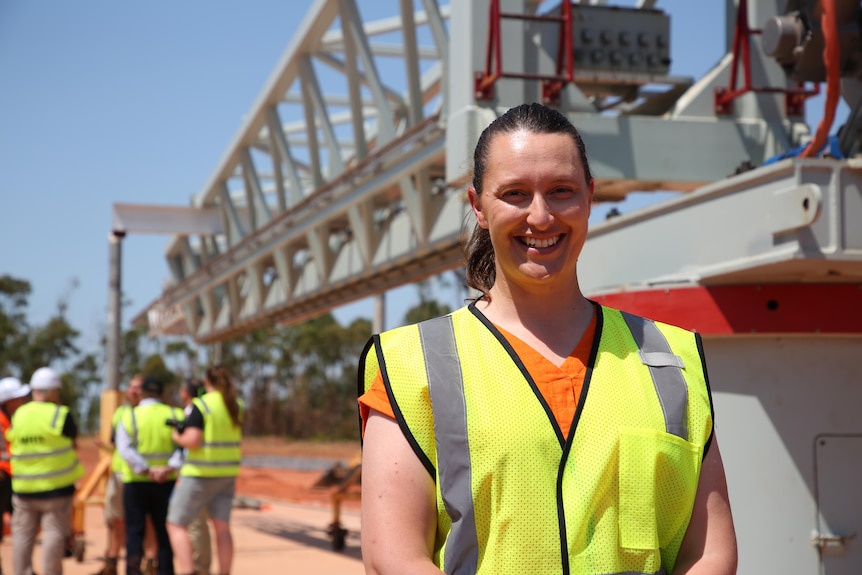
[521,235,561,248]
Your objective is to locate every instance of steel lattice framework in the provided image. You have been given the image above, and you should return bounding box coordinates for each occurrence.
[108,3,862,570]
[124,0,811,343]
[139,1,458,342]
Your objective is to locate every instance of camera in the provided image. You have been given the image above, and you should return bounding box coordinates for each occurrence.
[165,418,187,433]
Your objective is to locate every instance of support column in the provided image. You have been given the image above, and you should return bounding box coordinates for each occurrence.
[106,230,125,395]
[100,230,125,454]
[374,292,386,333]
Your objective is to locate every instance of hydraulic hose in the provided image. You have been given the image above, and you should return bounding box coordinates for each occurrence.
[800,0,840,157]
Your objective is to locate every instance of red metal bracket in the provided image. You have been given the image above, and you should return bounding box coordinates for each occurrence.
[474,0,575,106]
[714,0,819,116]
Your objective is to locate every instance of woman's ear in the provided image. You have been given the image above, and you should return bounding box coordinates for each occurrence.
[468,186,488,229]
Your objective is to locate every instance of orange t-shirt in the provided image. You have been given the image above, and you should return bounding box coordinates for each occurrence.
[359,314,597,440]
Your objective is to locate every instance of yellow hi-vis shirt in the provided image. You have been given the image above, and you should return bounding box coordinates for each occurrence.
[360,303,713,575]
[181,391,243,478]
[120,402,181,483]
[8,402,85,494]
[111,405,133,478]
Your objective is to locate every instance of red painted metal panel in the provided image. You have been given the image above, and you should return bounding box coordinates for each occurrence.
[592,284,862,335]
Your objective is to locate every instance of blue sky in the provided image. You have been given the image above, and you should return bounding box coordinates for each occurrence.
[0,1,839,357]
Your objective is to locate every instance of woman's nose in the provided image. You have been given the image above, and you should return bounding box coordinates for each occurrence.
[526,194,554,228]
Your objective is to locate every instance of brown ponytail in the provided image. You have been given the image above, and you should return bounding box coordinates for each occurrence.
[205,365,242,427]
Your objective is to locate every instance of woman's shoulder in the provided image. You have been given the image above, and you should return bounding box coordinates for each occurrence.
[379,305,471,338]
[597,304,696,336]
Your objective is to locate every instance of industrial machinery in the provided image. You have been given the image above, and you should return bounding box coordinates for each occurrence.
[108,1,862,571]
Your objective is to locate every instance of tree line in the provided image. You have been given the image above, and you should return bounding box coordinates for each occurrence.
[0,273,455,440]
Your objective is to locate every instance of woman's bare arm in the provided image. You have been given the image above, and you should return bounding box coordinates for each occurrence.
[674,436,738,574]
[361,410,443,575]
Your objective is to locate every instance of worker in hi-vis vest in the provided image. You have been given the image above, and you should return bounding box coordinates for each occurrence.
[115,376,183,575]
[0,376,31,573]
[93,374,159,575]
[177,377,212,575]
[8,367,84,575]
[359,104,738,575]
[167,365,244,575]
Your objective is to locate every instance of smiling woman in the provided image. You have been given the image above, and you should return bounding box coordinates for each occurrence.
[357,103,738,575]
[467,115,594,330]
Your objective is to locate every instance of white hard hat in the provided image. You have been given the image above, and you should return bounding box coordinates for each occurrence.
[29,367,62,391]
[0,377,30,403]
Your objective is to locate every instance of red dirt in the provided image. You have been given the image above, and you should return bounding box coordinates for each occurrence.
[78,436,362,509]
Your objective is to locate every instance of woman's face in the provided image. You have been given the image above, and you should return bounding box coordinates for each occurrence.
[469,129,593,292]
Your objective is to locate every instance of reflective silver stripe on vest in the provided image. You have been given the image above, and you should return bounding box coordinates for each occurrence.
[142,453,173,460]
[198,397,211,414]
[14,461,80,480]
[201,441,240,448]
[183,459,240,467]
[130,407,140,446]
[51,404,61,428]
[419,316,479,575]
[0,433,8,461]
[620,312,689,440]
[12,446,74,460]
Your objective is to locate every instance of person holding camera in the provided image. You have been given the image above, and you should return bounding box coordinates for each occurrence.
[115,376,183,575]
[167,365,243,575]
[177,378,212,575]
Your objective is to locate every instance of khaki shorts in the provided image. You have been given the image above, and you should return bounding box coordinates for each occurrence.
[167,476,235,526]
[104,473,124,523]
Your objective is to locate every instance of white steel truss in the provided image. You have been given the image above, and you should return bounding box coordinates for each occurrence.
[144,0,456,342]
[133,0,817,342]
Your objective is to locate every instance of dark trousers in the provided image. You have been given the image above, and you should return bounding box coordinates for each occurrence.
[123,480,176,575]
[0,473,11,543]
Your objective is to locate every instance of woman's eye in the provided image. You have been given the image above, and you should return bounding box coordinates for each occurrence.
[501,189,526,199]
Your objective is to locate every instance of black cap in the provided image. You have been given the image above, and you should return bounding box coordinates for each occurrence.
[141,376,164,395]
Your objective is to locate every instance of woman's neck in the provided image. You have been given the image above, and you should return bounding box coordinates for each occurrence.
[475,283,594,366]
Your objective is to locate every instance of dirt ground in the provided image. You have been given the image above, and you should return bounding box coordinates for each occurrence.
[77,435,363,509]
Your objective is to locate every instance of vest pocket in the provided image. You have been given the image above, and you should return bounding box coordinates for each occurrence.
[618,428,702,551]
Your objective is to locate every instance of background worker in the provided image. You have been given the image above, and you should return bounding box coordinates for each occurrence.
[359,104,736,574]
[115,376,182,575]
[8,367,85,575]
[93,375,159,575]
[168,366,244,575]
[178,378,211,575]
[0,376,31,574]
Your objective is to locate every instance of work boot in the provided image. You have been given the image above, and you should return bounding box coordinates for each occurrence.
[141,558,156,575]
[125,555,142,575]
[91,558,118,575]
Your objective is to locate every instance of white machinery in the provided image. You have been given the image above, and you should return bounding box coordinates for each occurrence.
[115,1,862,572]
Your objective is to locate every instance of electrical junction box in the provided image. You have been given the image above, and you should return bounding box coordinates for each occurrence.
[565,4,672,75]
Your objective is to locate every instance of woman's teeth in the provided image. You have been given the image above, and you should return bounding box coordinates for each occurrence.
[523,235,559,248]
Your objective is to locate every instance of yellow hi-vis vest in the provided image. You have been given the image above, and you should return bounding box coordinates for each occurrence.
[111,406,133,477]
[8,402,85,494]
[181,391,243,478]
[360,304,713,575]
[120,402,181,483]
